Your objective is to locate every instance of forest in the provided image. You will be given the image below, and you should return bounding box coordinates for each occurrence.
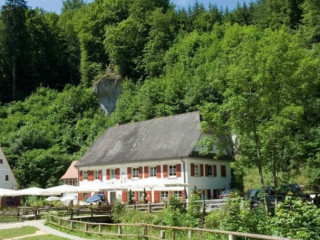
[0,0,319,196]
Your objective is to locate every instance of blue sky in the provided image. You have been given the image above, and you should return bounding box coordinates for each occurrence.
[0,0,254,14]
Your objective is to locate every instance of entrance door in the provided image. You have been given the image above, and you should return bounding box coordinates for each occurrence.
[110,192,116,205]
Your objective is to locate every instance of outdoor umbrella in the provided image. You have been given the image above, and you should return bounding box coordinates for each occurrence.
[86,195,102,203]
[42,185,79,196]
[0,188,17,197]
[16,187,44,196]
[46,196,60,201]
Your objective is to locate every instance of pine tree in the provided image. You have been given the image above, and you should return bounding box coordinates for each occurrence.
[1,0,28,100]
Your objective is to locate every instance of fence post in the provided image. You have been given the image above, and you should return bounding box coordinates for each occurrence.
[99,224,102,233]
[188,229,192,239]
[70,221,73,230]
[118,225,122,235]
[143,225,148,239]
[160,230,165,239]
[172,229,176,240]
[70,209,73,220]
[228,234,236,240]
[84,223,88,233]
[58,217,61,226]
[148,203,151,213]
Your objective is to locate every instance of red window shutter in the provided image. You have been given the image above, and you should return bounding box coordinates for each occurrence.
[221,165,226,177]
[122,190,127,203]
[116,168,120,179]
[205,165,209,176]
[191,163,195,176]
[78,193,82,201]
[139,167,143,179]
[163,165,168,178]
[154,191,160,203]
[207,189,211,199]
[213,189,219,199]
[127,167,132,179]
[106,169,110,180]
[176,164,181,177]
[79,171,83,181]
[181,190,185,201]
[99,170,102,180]
[144,166,149,178]
[104,191,108,204]
[146,191,151,203]
[200,164,204,176]
[213,165,217,177]
[156,165,161,178]
[135,191,139,203]
[88,171,93,181]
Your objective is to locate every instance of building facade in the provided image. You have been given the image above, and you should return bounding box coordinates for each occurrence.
[0,146,19,207]
[76,112,233,204]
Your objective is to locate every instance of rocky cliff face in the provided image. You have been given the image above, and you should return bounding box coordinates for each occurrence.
[93,72,123,115]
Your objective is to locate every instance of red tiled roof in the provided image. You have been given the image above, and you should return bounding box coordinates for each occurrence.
[61,160,78,179]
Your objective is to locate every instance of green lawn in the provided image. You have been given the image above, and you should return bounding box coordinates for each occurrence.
[0,215,20,223]
[22,234,69,240]
[0,226,37,238]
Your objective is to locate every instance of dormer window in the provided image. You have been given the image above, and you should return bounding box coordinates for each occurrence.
[0,159,3,164]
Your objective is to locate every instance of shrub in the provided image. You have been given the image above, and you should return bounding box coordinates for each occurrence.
[268,196,320,240]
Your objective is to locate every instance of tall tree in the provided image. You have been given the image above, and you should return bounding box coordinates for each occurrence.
[1,0,28,100]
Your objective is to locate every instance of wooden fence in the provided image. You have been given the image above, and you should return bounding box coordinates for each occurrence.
[123,199,227,213]
[47,214,291,240]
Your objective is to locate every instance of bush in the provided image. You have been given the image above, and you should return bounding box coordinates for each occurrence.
[204,210,221,229]
[268,196,320,240]
[220,194,269,234]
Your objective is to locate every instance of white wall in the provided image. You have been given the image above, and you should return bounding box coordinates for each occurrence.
[0,148,18,190]
[78,157,232,202]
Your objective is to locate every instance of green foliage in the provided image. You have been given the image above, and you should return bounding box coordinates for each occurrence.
[269,197,320,239]
[220,194,269,234]
[111,199,124,223]
[0,86,109,188]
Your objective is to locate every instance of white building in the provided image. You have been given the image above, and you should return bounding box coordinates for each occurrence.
[0,146,18,190]
[76,112,233,204]
[0,146,19,207]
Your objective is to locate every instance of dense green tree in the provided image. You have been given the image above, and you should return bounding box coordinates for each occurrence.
[1,0,28,101]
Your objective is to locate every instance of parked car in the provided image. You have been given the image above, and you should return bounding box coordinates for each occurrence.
[245,187,276,208]
[219,189,240,199]
[279,183,310,201]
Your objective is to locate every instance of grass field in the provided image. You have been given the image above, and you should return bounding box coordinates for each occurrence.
[0,215,20,223]
[0,226,37,239]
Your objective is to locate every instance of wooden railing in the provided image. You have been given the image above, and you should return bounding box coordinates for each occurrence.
[123,199,227,213]
[47,214,291,240]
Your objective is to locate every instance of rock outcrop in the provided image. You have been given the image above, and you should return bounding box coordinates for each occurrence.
[93,71,123,115]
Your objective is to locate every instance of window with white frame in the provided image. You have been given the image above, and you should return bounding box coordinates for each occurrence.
[150,166,156,177]
[173,191,182,199]
[83,171,88,180]
[111,169,116,179]
[160,191,168,202]
[169,165,177,176]
[132,167,139,178]
[94,171,99,180]
[208,165,213,176]
[194,164,200,176]
[138,191,145,202]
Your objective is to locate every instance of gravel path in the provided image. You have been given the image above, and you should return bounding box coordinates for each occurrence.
[0,220,93,240]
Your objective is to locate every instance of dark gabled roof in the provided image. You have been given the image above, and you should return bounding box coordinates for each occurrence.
[77,112,202,167]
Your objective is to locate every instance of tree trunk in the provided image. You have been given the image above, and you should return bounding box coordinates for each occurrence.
[12,56,16,100]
